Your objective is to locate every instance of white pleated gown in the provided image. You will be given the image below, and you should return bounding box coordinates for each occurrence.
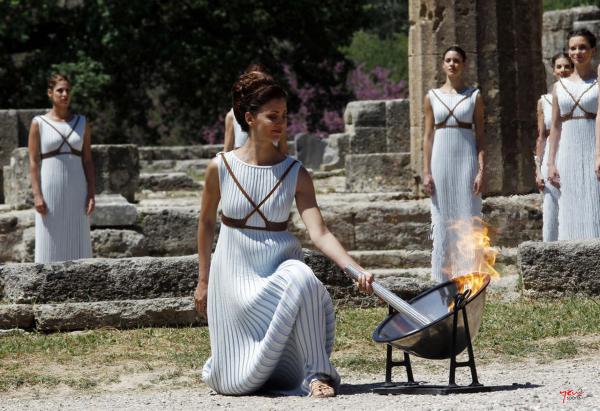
[429,88,482,282]
[540,94,560,241]
[555,78,600,240]
[202,151,339,395]
[228,108,248,148]
[34,115,92,263]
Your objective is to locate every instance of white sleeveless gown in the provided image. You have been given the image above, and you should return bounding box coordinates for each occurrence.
[228,108,248,148]
[429,88,482,283]
[34,114,92,263]
[202,151,339,395]
[540,93,560,241]
[555,78,600,240]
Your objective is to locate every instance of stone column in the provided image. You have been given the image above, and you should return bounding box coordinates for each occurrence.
[409,0,546,195]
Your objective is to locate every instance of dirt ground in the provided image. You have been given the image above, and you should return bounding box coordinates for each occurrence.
[1,351,598,410]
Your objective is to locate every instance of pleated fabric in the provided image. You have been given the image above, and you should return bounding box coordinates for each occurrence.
[555,78,600,240]
[34,115,92,263]
[540,93,560,241]
[202,151,339,395]
[429,88,482,283]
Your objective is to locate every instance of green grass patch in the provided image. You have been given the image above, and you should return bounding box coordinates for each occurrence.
[1,298,599,392]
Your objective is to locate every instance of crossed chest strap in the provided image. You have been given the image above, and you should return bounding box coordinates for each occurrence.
[559,79,597,122]
[38,115,82,159]
[430,89,473,130]
[220,153,297,232]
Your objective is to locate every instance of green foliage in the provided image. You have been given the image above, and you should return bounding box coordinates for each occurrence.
[341,30,408,82]
[0,0,367,144]
[543,0,596,11]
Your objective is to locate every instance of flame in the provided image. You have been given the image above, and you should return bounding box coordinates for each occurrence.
[444,217,500,280]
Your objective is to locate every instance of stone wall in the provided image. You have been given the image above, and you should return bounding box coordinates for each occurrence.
[542,6,600,88]
[3,145,140,209]
[408,0,546,196]
[0,109,47,203]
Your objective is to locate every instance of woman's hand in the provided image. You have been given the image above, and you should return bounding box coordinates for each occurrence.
[423,173,435,196]
[194,282,208,316]
[535,169,545,191]
[473,170,484,195]
[357,271,374,294]
[34,194,47,215]
[547,164,561,188]
[85,194,95,215]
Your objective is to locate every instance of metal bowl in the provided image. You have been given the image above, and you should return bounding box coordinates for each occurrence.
[372,272,490,360]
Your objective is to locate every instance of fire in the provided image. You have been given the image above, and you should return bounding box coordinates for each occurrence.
[445,217,500,280]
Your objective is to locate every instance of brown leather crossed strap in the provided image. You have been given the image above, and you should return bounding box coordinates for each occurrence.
[430,89,473,130]
[559,79,597,122]
[219,153,297,231]
[38,115,82,159]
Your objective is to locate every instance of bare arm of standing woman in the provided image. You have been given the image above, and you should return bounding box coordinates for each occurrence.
[224,111,235,152]
[81,123,95,215]
[422,95,435,196]
[472,94,485,195]
[595,65,600,181]
[547,83,562,188]
[295,166,374,293]
[194,159,220,316]
[28,120,47,215]
[534,100,546,191]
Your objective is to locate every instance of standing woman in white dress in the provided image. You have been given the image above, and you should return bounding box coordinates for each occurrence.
[28,73,95,262]
[535,53,573,242]
[224,64,288,154]
[547,29,600,240]
[195,72,373,397]
[422,46,485,283]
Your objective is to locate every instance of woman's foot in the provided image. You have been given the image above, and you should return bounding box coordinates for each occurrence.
[309,379,336,398]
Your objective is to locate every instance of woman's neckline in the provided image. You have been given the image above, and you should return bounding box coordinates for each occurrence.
[229,151,289,168]
[436,87,472,95]
[43,113,78,123]
[562,76,597,85]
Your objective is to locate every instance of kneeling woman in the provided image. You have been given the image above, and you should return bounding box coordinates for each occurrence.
[195,72,373,397]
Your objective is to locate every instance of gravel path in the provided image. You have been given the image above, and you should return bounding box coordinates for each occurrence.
[1,353,598,410]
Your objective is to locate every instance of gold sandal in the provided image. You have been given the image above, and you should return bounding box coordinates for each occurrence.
[309,379,336,398]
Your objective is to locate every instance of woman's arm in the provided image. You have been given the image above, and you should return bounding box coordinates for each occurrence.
[27,120,47,215]
[422,95,435,196]
[534,99,546,191]
[81,122,96,215]
[295,166,373,293]
[547,83,562,187]
[194,158,221,315]
[472,93,486,195]
[224,111,235,152]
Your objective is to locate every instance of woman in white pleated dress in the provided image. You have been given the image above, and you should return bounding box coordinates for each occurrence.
[547,29,600,240]
[224,64,287,153]
[535,53,573,242]
[422,46,486,283]
[28,73,95,263]
[195,72,373,398]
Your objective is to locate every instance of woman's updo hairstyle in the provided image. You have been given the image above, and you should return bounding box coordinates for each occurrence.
[47,73,71,90]
[442,45,467,62]
[232,71,287,132]
[567,28,597,49]
[550,52,573,68]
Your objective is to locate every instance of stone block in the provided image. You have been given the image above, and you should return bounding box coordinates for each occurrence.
[321,133,350,171]
[16,109,48,147]
[91,229,146,258]
[294,133,327,170]
[346,153,412,192]
[0,304,35,329]
[33,297,206,332]
[0,110,19,168]
[3,148,32,209]
[519,239,600,296]
[344,100,387,130]
[0,210,35,263]
[139,172,201,191]
[93,145,139,202]
[138,207,200,256]
[385,99,410,153]
[90,194,137,227]
[0,250,348,304]
[138,145,223,161]
[348,127,387,154]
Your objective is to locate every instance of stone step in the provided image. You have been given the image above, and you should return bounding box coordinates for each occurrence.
[139,145,223,161]
[140,158,211,175]
[139,172,202,191]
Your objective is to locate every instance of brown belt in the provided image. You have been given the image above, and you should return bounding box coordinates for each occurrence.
[41,149,82,159]
[560,112,596,122]
[221,214,289,231]
[435,122,473,130]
